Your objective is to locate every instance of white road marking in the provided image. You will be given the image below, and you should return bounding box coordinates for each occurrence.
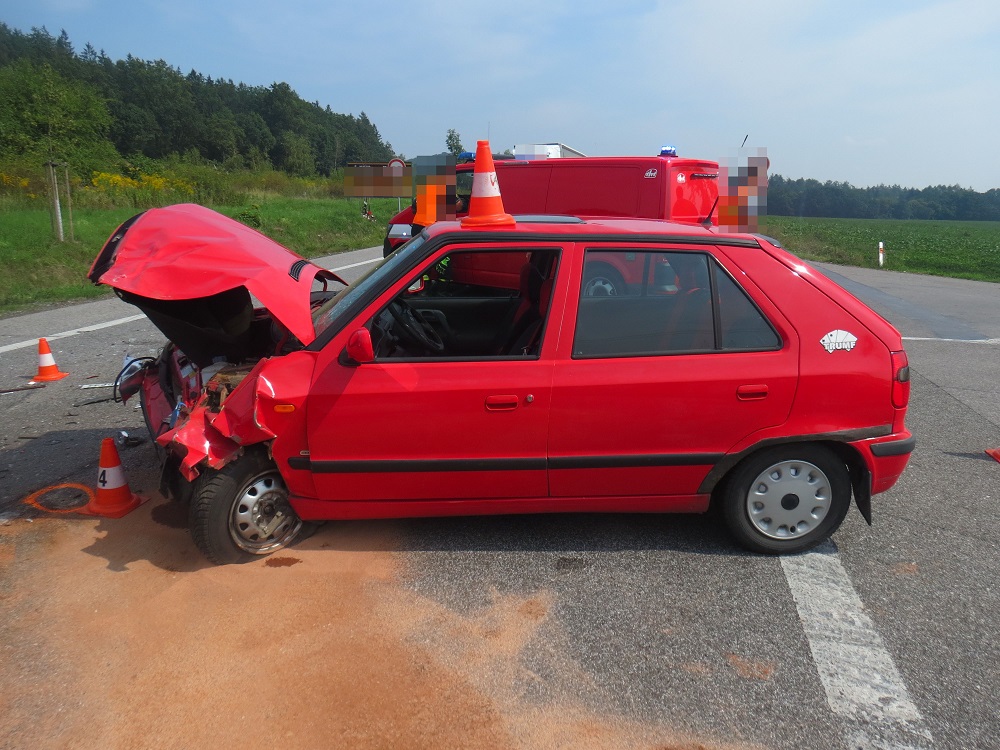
[902,336,999,345]
[0,314,147,354]
[0,257,382,355]
[781,542,934,749]
[328,257,381,272]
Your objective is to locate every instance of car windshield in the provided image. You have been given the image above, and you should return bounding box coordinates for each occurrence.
[312,235,427,338]
[457,170,473,198]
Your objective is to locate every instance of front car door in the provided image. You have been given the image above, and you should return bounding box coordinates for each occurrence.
[304,242,565,504]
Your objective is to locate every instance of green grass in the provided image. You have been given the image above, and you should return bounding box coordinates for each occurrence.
[2,206,998,314]
[760,216,1000,283]
[0,197,399,312]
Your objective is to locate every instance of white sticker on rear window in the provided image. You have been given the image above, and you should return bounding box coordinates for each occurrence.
[820,330,858,353]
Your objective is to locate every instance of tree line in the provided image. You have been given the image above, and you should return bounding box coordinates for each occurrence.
[4,24,998,220]
[0,24,395,180]
[766,175,1000,222]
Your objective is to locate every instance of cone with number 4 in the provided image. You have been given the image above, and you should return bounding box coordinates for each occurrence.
[86,438,142,518]
[461,140,515,228]
[32,337,69,382]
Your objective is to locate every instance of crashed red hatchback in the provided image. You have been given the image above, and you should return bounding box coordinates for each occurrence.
[89,202,913,564]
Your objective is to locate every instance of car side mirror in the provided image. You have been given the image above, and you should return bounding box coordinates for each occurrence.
[345,328,374,364]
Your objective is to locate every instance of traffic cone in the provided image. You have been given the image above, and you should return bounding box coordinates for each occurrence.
[86,438,142,518]
[987,448,1000,464]
[32,338,69,382]
[461,140,515,228]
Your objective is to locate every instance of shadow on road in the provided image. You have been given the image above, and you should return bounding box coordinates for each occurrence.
[5,430,748,571]
[300,509,744,558]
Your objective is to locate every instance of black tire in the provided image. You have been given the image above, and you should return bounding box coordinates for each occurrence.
[190,450,312,564]
[382,238,395,258]
[721,445,851,554]
[582,264,625,297]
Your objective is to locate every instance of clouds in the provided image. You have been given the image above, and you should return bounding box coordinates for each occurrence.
[5,0,999,189]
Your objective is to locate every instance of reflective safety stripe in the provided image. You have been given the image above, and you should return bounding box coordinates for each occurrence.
[472,171,501,198]
[97,463,127,490]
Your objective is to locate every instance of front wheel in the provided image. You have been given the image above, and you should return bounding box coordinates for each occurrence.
[721,445,851,554]
[190,451,311,564]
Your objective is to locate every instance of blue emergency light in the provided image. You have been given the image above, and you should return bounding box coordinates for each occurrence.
[660,145,677,157]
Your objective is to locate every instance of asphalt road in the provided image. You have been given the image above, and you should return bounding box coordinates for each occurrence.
[1,248,998,749]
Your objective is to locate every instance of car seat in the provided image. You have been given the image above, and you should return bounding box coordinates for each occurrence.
[660,256,714,351]
[496,252,553,354]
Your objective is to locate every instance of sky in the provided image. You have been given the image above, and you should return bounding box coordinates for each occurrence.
[5,0,1000,191]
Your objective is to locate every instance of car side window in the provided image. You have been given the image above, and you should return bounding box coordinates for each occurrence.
[368,248,560,360]
[573,249,779,358]
[713,265,781,350]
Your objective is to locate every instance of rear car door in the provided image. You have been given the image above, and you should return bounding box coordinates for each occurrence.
[304,243,565,502]
[548,245,799,499]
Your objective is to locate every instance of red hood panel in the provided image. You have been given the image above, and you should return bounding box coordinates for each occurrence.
[91,203,337,345]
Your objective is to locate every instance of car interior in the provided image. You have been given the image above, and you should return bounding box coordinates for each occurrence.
[368,249,559,359]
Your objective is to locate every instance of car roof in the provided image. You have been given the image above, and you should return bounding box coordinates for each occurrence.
[423,215,761,246]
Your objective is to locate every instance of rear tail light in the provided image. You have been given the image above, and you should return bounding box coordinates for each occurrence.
[891,350,910,408]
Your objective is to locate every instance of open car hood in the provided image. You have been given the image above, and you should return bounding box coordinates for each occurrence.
[89,204,342,349]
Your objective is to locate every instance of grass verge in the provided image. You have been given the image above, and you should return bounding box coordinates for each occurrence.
[0,197,400,313]
[2,206,997,314]
[760,216,1000,282]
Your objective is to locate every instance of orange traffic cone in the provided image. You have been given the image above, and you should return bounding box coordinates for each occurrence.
[461,140,515,228]
[86,438,143,518]
[987,448,1000,464]
[32,338,69,382]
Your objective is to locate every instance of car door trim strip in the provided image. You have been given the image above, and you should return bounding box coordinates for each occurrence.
[288,453,721,474]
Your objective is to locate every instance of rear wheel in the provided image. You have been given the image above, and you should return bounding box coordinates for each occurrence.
[582,265,625,296]
[721,445,851,554]
[190,451,311,564]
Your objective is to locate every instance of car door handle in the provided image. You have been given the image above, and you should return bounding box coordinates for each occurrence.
[737,384,769,401]
[485,395,519,411]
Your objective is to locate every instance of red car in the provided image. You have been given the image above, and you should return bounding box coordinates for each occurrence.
[90,203,913,564]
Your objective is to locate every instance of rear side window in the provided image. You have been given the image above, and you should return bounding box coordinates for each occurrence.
[714,267,782,350]
[573,249,780,358]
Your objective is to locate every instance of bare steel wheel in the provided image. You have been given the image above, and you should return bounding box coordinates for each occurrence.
[229,472,301,554]
[190,451,310,564]
[721,445,851,554]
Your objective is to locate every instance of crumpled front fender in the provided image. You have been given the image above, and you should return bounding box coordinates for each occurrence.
[158,353,316,483]
[208,359,276,446]
[157,406,245,482]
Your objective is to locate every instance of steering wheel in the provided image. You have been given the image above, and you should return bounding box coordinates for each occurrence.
[388,300,445,354]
